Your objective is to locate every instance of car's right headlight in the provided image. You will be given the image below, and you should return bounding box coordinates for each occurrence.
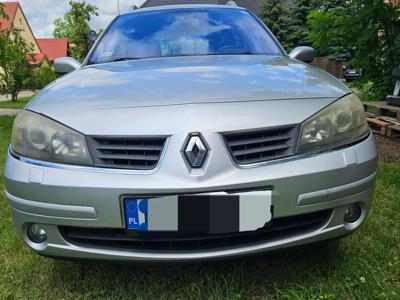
[11,110,93,166]
[297,94,369,154]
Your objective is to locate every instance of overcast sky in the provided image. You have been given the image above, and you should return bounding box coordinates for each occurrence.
[4,0,146,37]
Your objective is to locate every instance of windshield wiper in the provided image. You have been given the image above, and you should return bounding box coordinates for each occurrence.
[215,51,257,56]
[110,57,142,62]
[107,52,259,63]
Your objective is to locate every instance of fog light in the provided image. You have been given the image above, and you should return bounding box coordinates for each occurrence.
[27,224,47,243]
[344,204,362,223]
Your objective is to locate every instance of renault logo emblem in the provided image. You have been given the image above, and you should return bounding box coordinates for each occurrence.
[184,135,208,168]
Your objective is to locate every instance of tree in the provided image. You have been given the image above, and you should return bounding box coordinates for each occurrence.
[53,1,98,61]
[288,0,319,47]
[0,27,34,101]
[0,3,7,19]
[260,0,320,51]
[308,5,352,60]
[35,65,57,89]
[260,0,294,51]
[317,0,347,11]
[308,0,400,99]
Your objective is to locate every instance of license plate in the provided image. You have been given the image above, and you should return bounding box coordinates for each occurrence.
[123,191,272,234]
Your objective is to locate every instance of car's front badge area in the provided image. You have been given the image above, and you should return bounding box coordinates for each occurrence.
[184,134,208,168]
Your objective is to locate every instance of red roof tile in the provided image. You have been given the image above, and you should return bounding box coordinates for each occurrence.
[36,38,68,62]
[0,2,19,30]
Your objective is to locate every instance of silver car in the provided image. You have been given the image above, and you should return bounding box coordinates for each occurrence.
[4,4,378,262]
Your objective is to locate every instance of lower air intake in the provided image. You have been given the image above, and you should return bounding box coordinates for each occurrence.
[59,210,331,252]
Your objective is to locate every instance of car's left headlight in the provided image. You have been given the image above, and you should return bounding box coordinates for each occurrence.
[297,94,369,154]
[11,110,93,165]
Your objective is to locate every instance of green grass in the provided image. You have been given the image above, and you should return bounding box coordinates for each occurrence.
[0,96,33,109]
[0,115,399,299]
[346,81,376,102]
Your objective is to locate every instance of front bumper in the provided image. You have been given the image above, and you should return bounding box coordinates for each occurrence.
[3,134,378,262]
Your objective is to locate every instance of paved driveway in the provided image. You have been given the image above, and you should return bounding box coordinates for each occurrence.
[0,91,36,102]
[0,109,21,116]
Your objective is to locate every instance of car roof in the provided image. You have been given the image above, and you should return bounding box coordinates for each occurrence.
[121,4,246,16]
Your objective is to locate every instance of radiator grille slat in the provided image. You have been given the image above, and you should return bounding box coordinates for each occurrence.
[232,144,291,157]
[228,134,292,147]
[97,154,160,161]
[96,144,164,151]
[87,137,167,170]
[224,125,299,165]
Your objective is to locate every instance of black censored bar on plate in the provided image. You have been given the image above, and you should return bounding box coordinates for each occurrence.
[178,195,240,234]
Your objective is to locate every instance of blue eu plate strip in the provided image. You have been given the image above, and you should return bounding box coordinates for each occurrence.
[125,199,148,231]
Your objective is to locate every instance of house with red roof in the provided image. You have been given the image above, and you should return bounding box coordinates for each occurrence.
[0,1,68,66]
[0,2,41,54]
[37,38,69,63]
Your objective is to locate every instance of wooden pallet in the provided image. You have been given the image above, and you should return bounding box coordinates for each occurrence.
[387,124,400,138]
[363,101,400,121]
[366,115,391,135]
[365,113,400,137]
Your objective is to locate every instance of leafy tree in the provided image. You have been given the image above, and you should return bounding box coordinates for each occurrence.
[34,65,57,90]
[0,3,7,19]
[260,0,321,51]
[53,1,98,61]
[0,27,34,101]
[308,0,400,99]
[308,5,352,60]
[288,0,319,47]
[260,0,294,51]
[317,0,347,11]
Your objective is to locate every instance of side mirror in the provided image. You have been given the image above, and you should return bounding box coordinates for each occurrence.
[54,57,81,74]
[88,30,98,43]
[289,46,316,63]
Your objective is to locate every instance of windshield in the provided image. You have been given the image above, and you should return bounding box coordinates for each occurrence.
[88,8,283,64]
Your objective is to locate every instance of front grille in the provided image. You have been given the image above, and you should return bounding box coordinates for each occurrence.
[86,136,167,170]
[223,125,299,165]
[59,210,331,252]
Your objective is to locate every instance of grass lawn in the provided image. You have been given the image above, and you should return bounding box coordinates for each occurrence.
[0,96,33,109]
[0,115,399,299]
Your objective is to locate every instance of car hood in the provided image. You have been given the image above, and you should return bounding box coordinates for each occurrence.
[27,55,350,134]
[29,55,349,115]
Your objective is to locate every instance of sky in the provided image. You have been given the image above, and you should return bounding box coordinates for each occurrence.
[3,0,146,37]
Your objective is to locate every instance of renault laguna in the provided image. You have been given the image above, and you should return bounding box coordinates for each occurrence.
[4,4,378,262]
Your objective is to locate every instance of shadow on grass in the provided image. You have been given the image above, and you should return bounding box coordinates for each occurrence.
[46,240,344,297]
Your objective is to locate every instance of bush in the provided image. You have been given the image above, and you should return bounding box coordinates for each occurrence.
[36,66,57,89]
[27,65,57,90]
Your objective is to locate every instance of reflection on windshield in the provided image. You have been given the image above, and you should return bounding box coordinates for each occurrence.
[89,8,282,64]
